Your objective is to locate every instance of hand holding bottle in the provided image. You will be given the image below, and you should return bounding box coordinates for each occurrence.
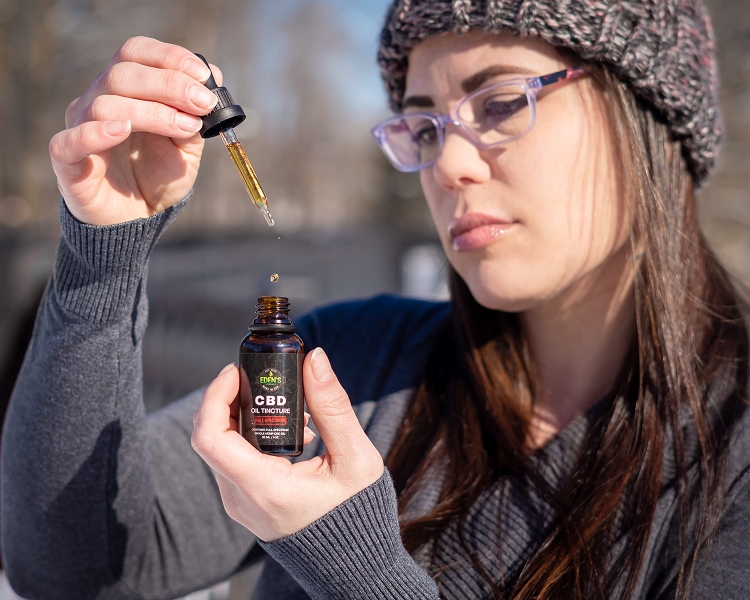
[191,348,385,542]
[49,36,221,226]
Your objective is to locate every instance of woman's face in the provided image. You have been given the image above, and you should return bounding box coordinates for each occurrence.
[405,31,629,312]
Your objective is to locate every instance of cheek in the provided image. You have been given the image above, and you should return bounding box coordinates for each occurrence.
[515,94,626,270]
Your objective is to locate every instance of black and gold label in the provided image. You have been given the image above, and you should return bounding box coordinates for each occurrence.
[239,353,303,450]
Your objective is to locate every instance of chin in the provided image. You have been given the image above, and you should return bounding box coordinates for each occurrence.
[460,273,540,314]
[450,251,546,313]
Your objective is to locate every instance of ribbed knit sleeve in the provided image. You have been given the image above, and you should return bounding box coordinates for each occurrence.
[54,195,190,323]
[261,470,440,599]
[2,193,258,600]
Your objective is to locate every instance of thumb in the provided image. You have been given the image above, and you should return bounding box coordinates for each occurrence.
[304,348,382,473]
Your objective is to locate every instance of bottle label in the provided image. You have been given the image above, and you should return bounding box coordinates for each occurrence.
[239,352,303,449]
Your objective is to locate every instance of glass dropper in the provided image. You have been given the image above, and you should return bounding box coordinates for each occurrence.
[219,128,274,226]
[194,53,274,227]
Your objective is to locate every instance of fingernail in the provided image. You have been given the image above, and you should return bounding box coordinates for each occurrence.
[304,411,310,419]
[311,347,334,383]
[104,120,130,136]
[304,426,317,438]
[189,85,218,111]
[182,57,212,83]
[174,112,203,132]
[219,363,235,376]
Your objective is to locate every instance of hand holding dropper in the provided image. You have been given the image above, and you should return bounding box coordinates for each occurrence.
[194,53,274,227]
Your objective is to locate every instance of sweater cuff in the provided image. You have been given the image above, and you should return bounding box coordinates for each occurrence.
[260,470,439,600]
[53,194,191,323]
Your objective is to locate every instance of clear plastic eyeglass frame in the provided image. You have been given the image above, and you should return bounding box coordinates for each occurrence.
[371,66,587,172]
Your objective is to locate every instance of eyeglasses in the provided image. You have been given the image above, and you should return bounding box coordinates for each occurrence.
[371,66,586,172]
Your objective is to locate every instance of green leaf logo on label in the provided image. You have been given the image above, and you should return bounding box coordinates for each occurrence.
[259,367,284,392]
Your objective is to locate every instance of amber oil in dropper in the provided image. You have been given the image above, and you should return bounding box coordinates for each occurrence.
[193,52,275,227]
[220,129,274,226]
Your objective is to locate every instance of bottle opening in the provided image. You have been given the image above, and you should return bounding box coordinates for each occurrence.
[255,296,292,325]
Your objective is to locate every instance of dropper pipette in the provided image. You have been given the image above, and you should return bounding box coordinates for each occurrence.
[194,53,274,227]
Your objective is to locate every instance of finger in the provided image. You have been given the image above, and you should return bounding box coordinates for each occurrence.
[109,37,224,87]
[49,120,131,180]
[194,363,238,436]
[303,348,375,460]
[191,365,282,481]
[303,426,316,445]
[74,94,203,136]
[89,62,219,117]
[67,37,216,127]
[111,36,212,82]
[207,63,223,87]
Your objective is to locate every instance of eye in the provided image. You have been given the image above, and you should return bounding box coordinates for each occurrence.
[483,94,527,124]
[414,122,438,147]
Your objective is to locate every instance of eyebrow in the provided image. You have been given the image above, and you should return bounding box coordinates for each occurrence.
[402,65,535,110]
[402,96,435,109]
[461,65,534,93]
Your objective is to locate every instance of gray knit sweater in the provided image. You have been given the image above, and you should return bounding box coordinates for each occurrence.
[2,198,750,599]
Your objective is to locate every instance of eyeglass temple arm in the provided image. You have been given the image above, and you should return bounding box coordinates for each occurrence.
[538,66,586,88]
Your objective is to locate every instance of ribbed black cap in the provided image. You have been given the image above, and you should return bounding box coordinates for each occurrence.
[193,53,246,139]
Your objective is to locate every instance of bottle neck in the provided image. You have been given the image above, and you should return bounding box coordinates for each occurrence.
[254,296,293,325]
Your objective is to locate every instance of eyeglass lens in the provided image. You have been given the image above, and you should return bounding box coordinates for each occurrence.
[457,84,530,144]
[381,83,532,170]
[382,115,441,168]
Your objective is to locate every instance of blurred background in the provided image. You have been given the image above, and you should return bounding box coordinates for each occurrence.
[0,0,748,596]
[0,0,449,417]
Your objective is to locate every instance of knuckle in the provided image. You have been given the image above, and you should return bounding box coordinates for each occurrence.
[152,102,172,126]
[190,429,211,455]
[115,36,147,62]
[163,70,187,101]
[163,44,189,69]
[97,63,124,95]
[317,390,352,420]
[86,95,114,122]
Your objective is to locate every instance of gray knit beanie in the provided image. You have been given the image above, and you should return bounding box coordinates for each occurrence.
[378,0,722,185]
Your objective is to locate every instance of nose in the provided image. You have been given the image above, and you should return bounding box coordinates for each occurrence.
[431,124,491,190]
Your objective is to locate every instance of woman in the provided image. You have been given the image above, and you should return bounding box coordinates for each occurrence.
[2,1,749,599]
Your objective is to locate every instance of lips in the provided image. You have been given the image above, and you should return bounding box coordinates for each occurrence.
[448,213,515,252]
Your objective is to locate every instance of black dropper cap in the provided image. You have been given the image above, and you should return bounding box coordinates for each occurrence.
[193,53,246,139]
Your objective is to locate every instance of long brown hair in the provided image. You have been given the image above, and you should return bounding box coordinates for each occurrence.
[386,66,749,598]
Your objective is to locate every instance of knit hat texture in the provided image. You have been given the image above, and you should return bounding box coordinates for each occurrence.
[378,0,722,185]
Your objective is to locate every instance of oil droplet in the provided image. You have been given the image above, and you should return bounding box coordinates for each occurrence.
[270,273,279,283]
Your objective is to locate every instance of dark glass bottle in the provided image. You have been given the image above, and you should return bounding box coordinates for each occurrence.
[239,296,305,456]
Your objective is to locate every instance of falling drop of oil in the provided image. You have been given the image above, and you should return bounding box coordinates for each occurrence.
[270,273,279,283]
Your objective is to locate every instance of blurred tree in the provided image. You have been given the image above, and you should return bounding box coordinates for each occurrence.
[0,0,233,229]
[177,0,388,238]
[0,0,249,426]
[0,0,56,224]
